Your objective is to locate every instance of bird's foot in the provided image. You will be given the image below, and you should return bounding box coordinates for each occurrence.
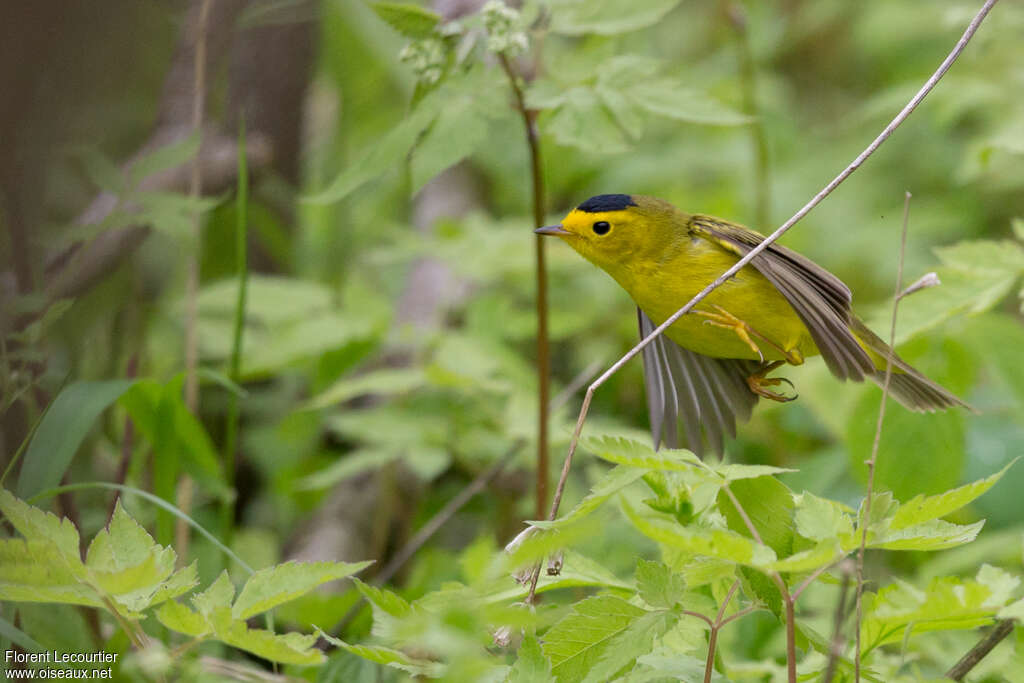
[694,305,765,362]
[747,360,798,403]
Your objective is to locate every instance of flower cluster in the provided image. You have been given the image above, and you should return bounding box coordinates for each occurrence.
[482,1,528,56]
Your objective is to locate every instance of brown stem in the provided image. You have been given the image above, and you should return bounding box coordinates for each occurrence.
[822,561,854,683]
[945,620,1015,681]
[176,0,212,563]
[498,54,550,522]
[704,579,741,683]
[855,192,912,681]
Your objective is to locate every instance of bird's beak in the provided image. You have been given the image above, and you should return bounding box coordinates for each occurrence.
[535,224,571,236]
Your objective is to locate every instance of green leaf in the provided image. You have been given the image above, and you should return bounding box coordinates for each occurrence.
[320,631,444,677]
[85,500,179,612]
[635,559,686,608]
[889,460,1015,531]
[717,478,795,558]
[192,571,235,616]
[531,465,646,529]
[871,519,984,551]
[580,610,675,683]
[631,653,729,683]
[410,73,501,192]
[545,88,630,154]
[626,81,753,126]
[303,367,426,410]
[542,595,647,682]
[303,96,440,205]
[713,463,797,481]
[371,2,441,39]
[794,491,855,542]
[508,635,554,683]
[0,613,45,653]
[999,597,1024,621]
[156,600,210,637]
[294,449,401,491]
[847,398,965,501]
[623,501,775,567]
[17,379,136,499]
[861,565,1018,653]
[120,379,230,503]
[210,608,324,666]
[0,539,98,607]
[934,239,1024,274]
[0,489,82,564]
[75,147,125,194]
[550,0,682,36]
[126,131,200,188]
[582,435,700,471]
[233,560,372,619]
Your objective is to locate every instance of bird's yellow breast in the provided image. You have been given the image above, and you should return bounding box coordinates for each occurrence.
[609,234,818,361]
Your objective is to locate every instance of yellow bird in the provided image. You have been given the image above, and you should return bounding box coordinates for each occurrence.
[537,194,967,458]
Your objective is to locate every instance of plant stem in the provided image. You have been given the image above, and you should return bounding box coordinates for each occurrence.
[498,53,550,521]
[823,562,854,683]
[946,620,1015,681]
[703,579,741,683]
[220,120,249,542]
[854,191,912,681]
[177,0,212,562]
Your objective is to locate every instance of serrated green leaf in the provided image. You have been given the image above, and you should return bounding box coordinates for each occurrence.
[531,465,645,529]
[623,501,775,567]
[871,519,984,551]
[16,379,136,499]
[148,562,199,606]
[0,490,82,565]
[371,2,441,39]
[632,653,729,683]
[861,566,1017,653]
[934,239,1024,274]
[233,560,371,619]
[580,610,675,683]
[794,491,855,542]
[193,571,235,616]
[303,95,440,205]
[319,631,445,677]
[999,597,1024,621]
[550,0,682,36]
[508,635,554,683]
[763,542,842,573]
[713,463,797,481]
[0,539,98,607]
[210,607,324,665]
[542,595,647,682]
[626,81,753,126]
[890,460,1015,530]
[410,74,499,192]
[582,435,700,471]
[156,600,210,637]
[545,88,630,154]
[635,559,685,608]
[303,367,426,410]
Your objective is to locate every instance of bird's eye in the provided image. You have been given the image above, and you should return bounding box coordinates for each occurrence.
[592,221,611,235]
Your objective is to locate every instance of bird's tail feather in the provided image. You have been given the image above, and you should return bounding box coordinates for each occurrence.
[850,317,972,412]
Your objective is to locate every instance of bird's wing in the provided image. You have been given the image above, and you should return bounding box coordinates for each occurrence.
[639,308,760,458]
[689,215,876,381]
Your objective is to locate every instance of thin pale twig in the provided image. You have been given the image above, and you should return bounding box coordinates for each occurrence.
[854,191,912,681]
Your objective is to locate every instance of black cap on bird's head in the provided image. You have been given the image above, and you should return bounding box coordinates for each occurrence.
[576,194,637,213]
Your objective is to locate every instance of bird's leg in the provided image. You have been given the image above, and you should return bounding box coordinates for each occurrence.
[694,305,765,361]
[747,360,798,403]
